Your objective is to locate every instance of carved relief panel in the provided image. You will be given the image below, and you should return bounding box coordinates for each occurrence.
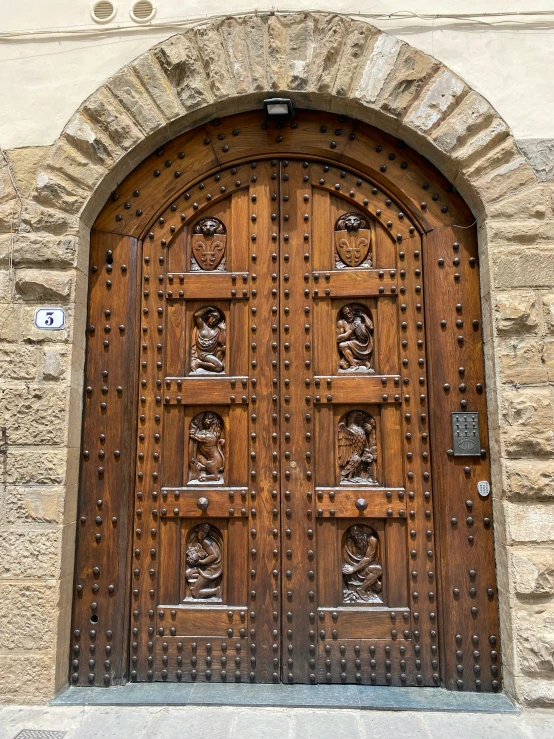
[342,524,383,604]
[191,217,227,271]
[334,212,373,269]
[338,410,378,485]
[190,306,227,374]
[188,411,226,484]
[184,523,224,601]
[336,303,374,373]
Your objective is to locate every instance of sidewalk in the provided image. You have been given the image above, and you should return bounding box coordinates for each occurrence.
[1,705,554,739]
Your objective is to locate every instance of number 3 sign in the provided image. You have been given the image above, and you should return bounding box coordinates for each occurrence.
[34,308,66,330]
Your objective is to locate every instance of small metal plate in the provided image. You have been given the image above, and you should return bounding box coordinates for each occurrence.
[14,732,66,739]
[451,412,481,456]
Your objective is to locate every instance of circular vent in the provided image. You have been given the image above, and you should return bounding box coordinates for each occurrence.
[130,0,155,22]
[91,0,116,23]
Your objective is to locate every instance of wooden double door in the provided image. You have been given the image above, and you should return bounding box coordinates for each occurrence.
[130,157,436,685]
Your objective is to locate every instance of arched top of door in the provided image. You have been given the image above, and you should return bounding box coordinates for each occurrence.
[93,110,473,239]
[33,13,533,237]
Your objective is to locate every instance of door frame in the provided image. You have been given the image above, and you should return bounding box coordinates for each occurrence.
[70,109,501,692]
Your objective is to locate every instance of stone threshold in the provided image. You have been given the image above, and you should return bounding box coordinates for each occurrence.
[52,684,518,713]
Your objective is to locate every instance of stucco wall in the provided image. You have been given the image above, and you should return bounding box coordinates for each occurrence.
[0,9,553,706]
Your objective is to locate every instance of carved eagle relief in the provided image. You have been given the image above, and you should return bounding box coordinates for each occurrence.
[338,410,378,484]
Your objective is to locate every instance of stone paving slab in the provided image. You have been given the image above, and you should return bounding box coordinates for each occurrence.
[1,705,554,739]
[51,684,517,713]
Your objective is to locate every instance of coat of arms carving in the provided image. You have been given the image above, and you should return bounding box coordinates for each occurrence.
[191,217,227,271]
[334,212,372,269]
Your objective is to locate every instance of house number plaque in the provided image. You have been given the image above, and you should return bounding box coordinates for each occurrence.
[451,411,481,456]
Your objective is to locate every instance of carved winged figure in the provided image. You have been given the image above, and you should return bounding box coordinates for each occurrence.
[338,411,378,484]
[190,306,226,374]
[185,523,223,600]
[188,411,226,483]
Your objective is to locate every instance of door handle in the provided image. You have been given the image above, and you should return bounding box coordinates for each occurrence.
[355,498,368,512]
[197,497,209,511]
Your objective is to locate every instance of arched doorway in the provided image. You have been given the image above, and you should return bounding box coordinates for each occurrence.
[71,110,500,692]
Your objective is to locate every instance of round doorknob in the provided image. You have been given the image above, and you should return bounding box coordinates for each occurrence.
[197,497,209,511]
[355,498,368,512]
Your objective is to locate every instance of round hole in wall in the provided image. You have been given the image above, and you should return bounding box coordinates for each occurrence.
[90,614,99,623]
[91,0,116,23]
[130,0,156,23]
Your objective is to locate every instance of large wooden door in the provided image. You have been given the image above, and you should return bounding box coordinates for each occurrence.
[72,109,501,693]
[129,157,435,686]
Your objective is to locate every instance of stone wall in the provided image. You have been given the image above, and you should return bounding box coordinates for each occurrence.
[0,12,553,705]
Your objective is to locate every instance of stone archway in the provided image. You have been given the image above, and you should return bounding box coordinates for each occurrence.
[1,11,550,705]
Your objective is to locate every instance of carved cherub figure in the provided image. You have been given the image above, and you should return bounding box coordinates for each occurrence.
[188,412,226,483]
[342,525,383,603]
[338,411,377,484]
[185,523,223,600]
[336,304,374,371]
[190,306,226,374]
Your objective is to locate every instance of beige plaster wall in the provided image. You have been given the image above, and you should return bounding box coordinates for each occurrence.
[0,11,553,706]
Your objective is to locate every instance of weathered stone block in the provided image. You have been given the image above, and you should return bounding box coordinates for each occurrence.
[308,15,348,94]
[0,384,67,445]
[518,139,554,182]
[494,291,538,333]
[0,233,78,268]
[46,140,106,193]
[5,486,64,524]
[333,20,377,98]
[542,293,554,332]
[0,582,58,649]
[0,159,16,206]
[5,449,67,485]
[501,388,554,457]
[19,200,80,237]
[15,269,73,302]
[6,147,50,199]
[0,654,55,702]
[267,15,287,92]
[107,68,166,136]
[195,22,236,100]
[493,249,554,289]
[497,336,547,384]
[485,219,554,246]
[219,18,253,96]
[486,183,550,220]
[517,677,554,706]
[19,305,71,344]
[0,343,38,379]
[515,606,554,677]
[287,15,316,92]
[63,111,118,167]
[155,35,212,111]
[404,69,467,134]
[42,346,68,380]
[131,51,183,122]
[354,33,404,105]
[511,550,554,597]
[34,169,88,215]
[82,86,142,152]
[0,528,60,578]
[377,44,440,119]
[505,460,554,500]
[431,92,496,151]
[504,502,554,543]
[0,305,19,341]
